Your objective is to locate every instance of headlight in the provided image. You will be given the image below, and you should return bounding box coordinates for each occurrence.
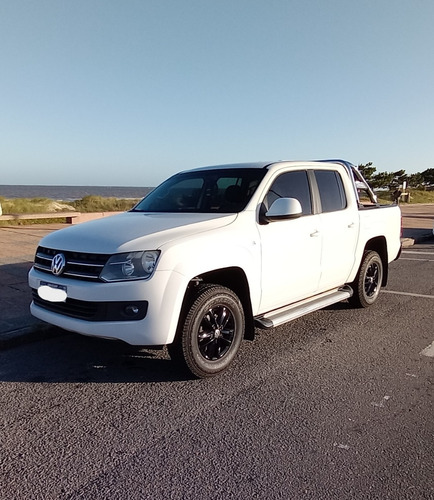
[100,251,160,282]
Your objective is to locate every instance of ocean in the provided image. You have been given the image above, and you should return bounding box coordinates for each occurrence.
[0,185,154,201]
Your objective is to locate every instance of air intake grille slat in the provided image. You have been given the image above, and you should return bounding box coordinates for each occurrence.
[32,290,99,319]
[31,290,148,321]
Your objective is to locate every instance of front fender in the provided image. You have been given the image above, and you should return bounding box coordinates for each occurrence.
[159,233,261,314]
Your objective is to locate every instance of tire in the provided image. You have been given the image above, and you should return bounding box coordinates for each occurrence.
[349,250,383,308]
[175,284,245,378]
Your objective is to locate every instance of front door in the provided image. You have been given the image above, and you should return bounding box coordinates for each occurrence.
[257,170,322,313]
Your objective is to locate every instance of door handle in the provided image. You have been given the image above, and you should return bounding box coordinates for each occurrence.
[348,222,355,229]
[310,230,320,237]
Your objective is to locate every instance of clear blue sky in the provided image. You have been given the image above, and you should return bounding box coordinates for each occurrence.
[1,0,433,187]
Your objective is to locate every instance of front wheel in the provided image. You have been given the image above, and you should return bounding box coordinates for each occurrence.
[173,284,245,378]
[349,250,383,308]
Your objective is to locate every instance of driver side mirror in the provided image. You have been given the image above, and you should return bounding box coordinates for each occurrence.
[260,197,303,223]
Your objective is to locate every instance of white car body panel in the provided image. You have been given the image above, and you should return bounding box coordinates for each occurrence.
[29,160,402,346]
[39,211,237,254]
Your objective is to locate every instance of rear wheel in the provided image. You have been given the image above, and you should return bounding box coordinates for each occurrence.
[349,250,383,308]
[171,284,245,378]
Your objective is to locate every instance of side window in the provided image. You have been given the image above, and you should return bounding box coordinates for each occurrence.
[265,170,312,215]
[314,170,347,213]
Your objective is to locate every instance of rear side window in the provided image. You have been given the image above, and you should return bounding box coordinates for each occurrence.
[264,170,312,215]
[314,170,347,212]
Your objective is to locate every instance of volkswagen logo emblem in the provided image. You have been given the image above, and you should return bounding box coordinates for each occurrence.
[51,253,66,276]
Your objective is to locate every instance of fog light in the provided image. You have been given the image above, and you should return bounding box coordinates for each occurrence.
[125,305,140,316]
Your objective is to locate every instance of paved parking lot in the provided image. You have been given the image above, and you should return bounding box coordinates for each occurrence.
[0,241,432,499]
[0,205,432,498]
[387,242,434,360]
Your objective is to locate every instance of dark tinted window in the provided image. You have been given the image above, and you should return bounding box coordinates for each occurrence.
[132,168,267,213]
[314,170,347,212]
[265,170,312,215]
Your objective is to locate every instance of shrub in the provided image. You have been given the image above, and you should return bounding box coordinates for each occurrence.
[0,197,55,214]
[71,196,139,212]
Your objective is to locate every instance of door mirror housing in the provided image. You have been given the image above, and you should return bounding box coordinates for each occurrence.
[262,197,303,223]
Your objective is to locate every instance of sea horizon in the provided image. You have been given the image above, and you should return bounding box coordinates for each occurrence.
[0,184,154,201]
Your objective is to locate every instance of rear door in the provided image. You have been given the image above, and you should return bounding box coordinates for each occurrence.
[313,169,359,290]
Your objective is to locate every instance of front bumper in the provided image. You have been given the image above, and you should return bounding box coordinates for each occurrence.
[28,267,187,346]
[31,289,148,321]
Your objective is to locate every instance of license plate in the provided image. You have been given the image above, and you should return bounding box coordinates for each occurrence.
[38,281,67,302]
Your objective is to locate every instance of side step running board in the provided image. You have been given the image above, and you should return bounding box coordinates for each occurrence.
[254,286,353,329]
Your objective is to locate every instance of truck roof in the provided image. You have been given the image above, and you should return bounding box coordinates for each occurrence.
[186,159,357,173]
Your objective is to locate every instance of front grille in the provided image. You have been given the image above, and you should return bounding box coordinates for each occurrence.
[34,246,110,281]
[32,290,98,319]
[32,290,148,321]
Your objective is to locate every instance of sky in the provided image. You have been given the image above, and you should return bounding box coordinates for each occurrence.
[1,0,433,187]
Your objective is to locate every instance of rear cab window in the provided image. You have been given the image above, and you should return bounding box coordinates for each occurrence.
[314,170,347,213]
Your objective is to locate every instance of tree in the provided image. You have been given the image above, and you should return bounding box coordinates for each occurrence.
[357,161,434,190]
[371,172,394,189]
[391,170,407,188]
[407,173,424,188]
[421,168,434,186]
[358,162,376,181]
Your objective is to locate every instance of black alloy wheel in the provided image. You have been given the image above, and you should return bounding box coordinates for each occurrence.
[349,250,383,308]
[177,284,245,378]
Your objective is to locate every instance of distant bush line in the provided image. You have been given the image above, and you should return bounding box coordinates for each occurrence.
[0,195,141,216]
[1,189,434,227]
[358,162,434,190]
[72,195,141,212]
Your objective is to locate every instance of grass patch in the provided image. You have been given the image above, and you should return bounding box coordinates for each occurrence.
[374,189,434,205]
[71,195,139,212]
[0,195,141,226]
[0,196,61,214]
[0,195,140,215]
[404,189,434,203]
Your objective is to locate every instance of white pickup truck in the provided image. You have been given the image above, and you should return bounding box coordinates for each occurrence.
[29,160,401,377]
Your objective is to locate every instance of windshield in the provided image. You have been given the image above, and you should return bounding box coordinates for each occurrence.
[132,168,266,213]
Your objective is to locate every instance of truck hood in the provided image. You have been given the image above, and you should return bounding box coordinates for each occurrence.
[39,212,237,254]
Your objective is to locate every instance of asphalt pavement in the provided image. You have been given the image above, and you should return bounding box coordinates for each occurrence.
[0,204,433,350]
[1,239,433,499]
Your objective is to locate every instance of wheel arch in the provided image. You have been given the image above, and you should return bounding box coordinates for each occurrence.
[176,267,255,343]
